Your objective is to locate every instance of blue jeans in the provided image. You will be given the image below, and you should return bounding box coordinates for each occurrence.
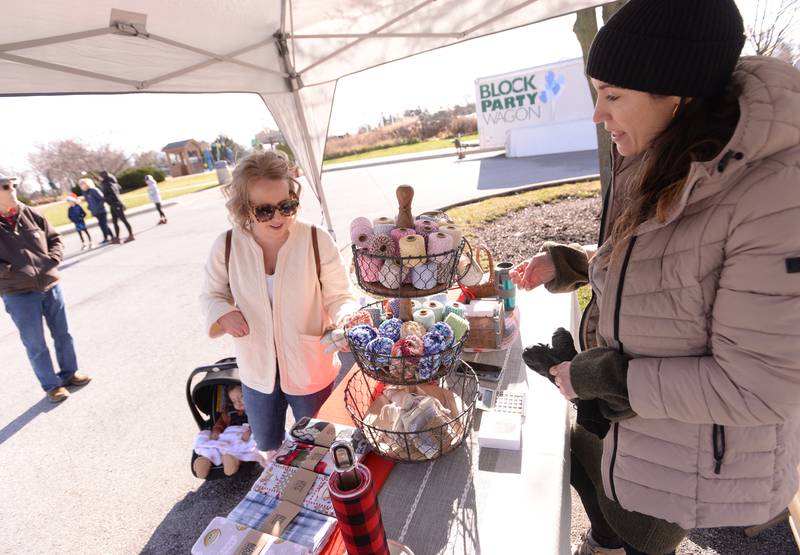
[242,376,334,451]
[2,285,79,391]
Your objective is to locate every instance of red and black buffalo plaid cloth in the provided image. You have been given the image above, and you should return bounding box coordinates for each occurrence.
[328,465,389,555]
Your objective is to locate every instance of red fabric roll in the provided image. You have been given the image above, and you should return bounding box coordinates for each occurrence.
[328,464,389,555]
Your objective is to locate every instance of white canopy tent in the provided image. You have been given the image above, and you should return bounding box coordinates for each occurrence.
[0,0,606,233]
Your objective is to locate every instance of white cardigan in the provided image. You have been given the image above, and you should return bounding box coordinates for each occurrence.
[200,220,358,395]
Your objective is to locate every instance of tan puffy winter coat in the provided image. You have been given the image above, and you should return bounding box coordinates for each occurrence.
[580,57,800,529]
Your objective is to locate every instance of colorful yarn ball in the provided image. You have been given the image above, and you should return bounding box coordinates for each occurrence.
[378,318,403,342]
[400,321,427,338]
[429,322,455,347]
[418,353,441,380]
[347,324,377,350]
[342,310,373,330]
[366,336,394,366]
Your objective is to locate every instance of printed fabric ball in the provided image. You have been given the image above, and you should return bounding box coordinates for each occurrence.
[342,310,374,330]
[422,331,447,355]
[428,322,454,347]
[378,318,403,342]
[391,335,424,359]
[366,337,394,366]
[348,324,377,350]
[418,353,442,380]
[400,321,427,339]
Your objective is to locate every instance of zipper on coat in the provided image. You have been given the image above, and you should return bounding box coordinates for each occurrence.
[608,234,637,503]
[713,424,726,474]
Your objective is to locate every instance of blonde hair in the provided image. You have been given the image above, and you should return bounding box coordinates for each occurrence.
[78,177,96,189]
[222,150,301,230]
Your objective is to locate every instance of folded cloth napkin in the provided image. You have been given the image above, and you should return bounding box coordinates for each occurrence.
[229,491,337,555]
[252,462,334,517]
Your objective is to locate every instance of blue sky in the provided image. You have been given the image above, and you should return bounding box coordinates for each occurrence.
[0,1,781,176]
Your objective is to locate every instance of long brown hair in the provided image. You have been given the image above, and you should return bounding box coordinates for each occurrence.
[608,79,742,260]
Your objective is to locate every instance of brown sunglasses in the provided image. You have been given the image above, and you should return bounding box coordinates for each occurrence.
[251,197,300,222]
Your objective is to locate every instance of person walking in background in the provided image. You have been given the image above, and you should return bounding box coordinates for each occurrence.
[78,177,113,244]
[65,193,92,250]
[99,170,134,243]
[145,174,167,225]
[0,173,91,403]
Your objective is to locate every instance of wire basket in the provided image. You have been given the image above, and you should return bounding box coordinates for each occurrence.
[352,237,466,298]
[344,364,479,462]
[345,301,470,385]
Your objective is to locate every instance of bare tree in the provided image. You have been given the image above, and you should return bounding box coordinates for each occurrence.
[28,140,131,192]
[574,1,628,197]
[133,150,163,168]
[748,0,799,59]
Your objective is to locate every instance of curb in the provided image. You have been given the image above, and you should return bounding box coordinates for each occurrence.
[322,147,505,173]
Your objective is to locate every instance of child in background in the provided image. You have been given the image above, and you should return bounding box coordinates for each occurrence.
[144,174,167,225]
[66,194,92,250]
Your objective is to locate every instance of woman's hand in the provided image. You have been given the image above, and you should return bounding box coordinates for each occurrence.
[510,252,556,291]
[241,428,252,442]
[218,310,250,337]
[549,361,577,400]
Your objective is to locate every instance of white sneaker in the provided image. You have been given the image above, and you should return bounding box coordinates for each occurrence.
[572,531,625,555]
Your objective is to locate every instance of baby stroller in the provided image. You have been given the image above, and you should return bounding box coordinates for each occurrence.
[186,357,259,479]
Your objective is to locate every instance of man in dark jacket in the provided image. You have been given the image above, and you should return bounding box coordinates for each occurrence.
[0,174,91,402]
[99,170,134,243]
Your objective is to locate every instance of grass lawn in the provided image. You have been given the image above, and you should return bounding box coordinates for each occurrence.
[37,172,219,228]
[446,179,600,313]
[323,133,479,166]
[446,180,600,231]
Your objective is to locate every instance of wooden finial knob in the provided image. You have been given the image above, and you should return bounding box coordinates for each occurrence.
[396,185,414,229]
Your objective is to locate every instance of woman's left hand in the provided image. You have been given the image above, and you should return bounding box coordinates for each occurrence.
[549,361,577,400]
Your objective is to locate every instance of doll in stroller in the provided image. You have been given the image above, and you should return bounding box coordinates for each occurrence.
[186,358,261,479]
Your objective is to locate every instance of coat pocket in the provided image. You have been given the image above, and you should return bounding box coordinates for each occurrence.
[284,333,338,393]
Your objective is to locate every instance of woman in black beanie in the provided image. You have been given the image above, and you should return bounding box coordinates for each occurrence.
[511,0,800,554]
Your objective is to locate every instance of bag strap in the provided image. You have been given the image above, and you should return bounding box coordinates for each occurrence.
[224,229,232,278]
[311,225,321,286]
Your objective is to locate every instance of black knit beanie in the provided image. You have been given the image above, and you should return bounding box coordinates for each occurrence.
[586,0,746,97]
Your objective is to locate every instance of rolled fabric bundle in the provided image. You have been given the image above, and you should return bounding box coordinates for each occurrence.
[414,219,438,234]
[378,318,403,342]
[366,336,394,366]
[443,313,469,343]
[444,301,466,319]
[373,216,395,236]
[350,217,374,249]
[357,255,382,283]
[387,298,401,317]
[399,235,426,268]
[342,310,374,330]
[413,308,436,330]
[348,324,378,350]
[390,335,424,381]
[378,260,403,289]
[366,306,384,327]
[367,234,397,258]
[400,321,427,338]
[390,227,416,251]
[422,300,444,322]
[411,261,438,290]
[438,224,463,246]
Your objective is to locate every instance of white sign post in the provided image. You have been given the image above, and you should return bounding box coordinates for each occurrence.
[475,58,597,157]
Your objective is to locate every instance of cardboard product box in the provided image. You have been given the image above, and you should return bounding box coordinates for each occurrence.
[463,299,505,350]
[192,517,309,555]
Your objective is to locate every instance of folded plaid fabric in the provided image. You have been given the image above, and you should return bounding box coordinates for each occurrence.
[229,491,337,555]
[252,462,334,517]
[289,418,369,455]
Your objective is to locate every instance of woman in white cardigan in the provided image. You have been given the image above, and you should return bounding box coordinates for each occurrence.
[200,150,358,452]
